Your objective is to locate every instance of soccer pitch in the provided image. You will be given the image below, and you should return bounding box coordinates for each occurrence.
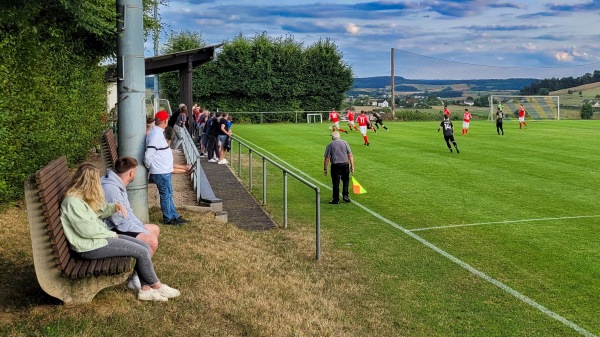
[231,120,600,336]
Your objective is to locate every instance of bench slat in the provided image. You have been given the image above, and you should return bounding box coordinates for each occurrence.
[85,259,98,277]
[70,260,85,279]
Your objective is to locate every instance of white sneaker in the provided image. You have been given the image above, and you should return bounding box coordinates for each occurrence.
[208,158,218,163]
[127,272,141,290]
[156,284,181,299]
[138,288,168,302]
[218,159,228,165]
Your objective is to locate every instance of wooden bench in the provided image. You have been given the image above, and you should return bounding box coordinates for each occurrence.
[24,156,133,304]
[100,129,118,169]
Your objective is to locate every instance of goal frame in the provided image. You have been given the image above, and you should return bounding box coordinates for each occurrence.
[489,95,560,121]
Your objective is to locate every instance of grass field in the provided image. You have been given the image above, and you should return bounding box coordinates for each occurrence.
[229,119,600,336]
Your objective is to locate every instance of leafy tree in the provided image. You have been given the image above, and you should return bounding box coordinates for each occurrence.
[0,0,167,203]
[160,33,353,120]
[581,103,593,119]
[579,91,583,96]
[538,88,549,96]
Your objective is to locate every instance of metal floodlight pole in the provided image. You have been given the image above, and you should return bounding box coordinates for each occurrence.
[117,0,148,222]
[391,47,395,119]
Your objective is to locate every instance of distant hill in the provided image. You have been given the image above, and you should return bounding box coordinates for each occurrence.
[353,76,536,91]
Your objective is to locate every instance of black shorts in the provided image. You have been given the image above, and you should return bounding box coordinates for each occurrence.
[444,135,455,142]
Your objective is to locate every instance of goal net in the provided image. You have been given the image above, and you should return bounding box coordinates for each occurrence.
[489,95,560,121]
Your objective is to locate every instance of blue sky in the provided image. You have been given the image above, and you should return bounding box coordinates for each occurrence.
[150,0,600,79]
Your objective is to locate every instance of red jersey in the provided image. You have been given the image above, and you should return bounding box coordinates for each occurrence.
[443,107,451,115]
[463,112,472,122]
[356,114,368,126]
[346,111,355,121]
[329,111,340,123]
[519,107,525,117]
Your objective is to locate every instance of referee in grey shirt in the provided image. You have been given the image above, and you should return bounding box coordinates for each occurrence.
[324,131,354,204]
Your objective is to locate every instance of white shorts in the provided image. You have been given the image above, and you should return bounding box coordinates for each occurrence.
[348,120,355,126]
[332,121,340,129]
[359,126,367,136]
[519,117,525,122]
[462,121,470,129]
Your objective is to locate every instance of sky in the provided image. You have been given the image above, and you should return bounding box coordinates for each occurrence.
[149,0,600,79]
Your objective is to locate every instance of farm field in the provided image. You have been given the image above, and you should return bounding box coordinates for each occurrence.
[230,120,600,336]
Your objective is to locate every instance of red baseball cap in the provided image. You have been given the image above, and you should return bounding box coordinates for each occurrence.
[155,110,169,121]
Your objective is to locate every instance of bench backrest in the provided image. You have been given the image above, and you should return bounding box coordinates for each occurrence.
[34,156,131,279]
[100,129,118,169]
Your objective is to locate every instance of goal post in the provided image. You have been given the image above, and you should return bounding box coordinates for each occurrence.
[489,95,560,121]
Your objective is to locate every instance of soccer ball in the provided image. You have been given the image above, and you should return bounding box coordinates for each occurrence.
[328,125,333,130]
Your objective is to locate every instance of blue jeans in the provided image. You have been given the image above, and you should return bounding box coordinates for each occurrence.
[77,235,159,286]
[149,173,179,221]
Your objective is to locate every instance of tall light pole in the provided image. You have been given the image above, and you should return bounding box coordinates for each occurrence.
[117,0,149,221]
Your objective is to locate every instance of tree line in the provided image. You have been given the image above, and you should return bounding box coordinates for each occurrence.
[520,70,600,95]
[159,32,354,122]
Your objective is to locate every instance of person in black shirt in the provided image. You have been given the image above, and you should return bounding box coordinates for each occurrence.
[437,115,459,153]
[496,107,504,135]
[371,112,389,132]
[206,113,221,162]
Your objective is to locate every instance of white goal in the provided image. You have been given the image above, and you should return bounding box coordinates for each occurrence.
[489,95,560,121]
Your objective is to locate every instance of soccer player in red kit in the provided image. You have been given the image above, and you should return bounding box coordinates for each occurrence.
[518,104,528,129]
[443,105,451,117]
[346,109,358,131]
[462,108,472,135]
[329,109,348,133]
[356,111,371,146]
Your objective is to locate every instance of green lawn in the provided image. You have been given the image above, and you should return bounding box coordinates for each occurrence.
[229,120,600,336]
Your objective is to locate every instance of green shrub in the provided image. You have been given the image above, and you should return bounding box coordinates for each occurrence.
[580,103,593,119]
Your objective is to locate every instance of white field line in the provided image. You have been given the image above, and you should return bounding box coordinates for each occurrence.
[410,215,600,232]
[234,135,596,337]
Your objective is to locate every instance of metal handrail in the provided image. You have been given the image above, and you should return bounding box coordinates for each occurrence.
[229,135,322,260]
[181,128,202,204]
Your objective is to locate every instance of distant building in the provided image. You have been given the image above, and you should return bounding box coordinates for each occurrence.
[581,99,600,108]
[463,99,475,106]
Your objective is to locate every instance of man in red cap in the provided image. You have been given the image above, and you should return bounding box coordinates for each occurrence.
[144,110,188,225]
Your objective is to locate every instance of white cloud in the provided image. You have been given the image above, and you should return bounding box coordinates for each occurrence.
[522,42,536,50]
[554,51,573,62]
[344,23,360,34]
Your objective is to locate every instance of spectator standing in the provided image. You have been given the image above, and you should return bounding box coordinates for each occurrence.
[217,113,233,165]
[144,110,189,225]
[206,113,221,163]
[171,105,188,152]
[166,103,185,146]
[324,131,354,204]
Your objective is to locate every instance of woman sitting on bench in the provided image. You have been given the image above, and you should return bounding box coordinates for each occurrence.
[60,163,180,302]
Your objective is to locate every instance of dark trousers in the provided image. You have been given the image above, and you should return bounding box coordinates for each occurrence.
[207,134,218,159]
[331,163,350,201]
[496,122,504,134]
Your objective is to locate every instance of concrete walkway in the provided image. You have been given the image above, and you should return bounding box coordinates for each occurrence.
[200,156,277,232]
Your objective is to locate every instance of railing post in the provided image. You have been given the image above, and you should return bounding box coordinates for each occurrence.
[316,188,321,260]
[262,157,267,205]
[249,150,253,191]
[237,141,241,177]
[283,171,288,229]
